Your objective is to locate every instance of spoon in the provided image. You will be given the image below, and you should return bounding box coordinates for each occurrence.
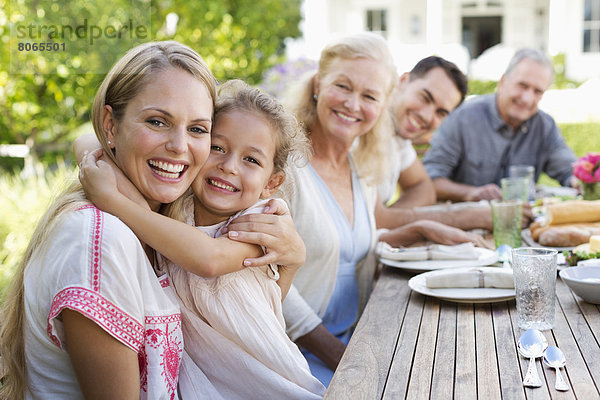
[496,244,512,268]
[543,345,569,391]
[517,329,548,387]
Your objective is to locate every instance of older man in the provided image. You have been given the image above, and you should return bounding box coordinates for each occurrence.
[379,56,468,207]
[423,48,577,202]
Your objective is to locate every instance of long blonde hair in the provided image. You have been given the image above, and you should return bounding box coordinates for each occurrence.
[0,41,216,399]
[285,32,397,183]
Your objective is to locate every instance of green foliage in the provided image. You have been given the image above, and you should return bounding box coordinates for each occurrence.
[537,122,600,186]
[467,80,497,95]
[0,162,77,298]
[551,53,580,90]
[0,0,302,167]
[153,0,302,85]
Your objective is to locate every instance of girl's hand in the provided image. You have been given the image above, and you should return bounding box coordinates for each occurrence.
[80,149,149,212]
[224,198,306,269]
[79,149,122,213]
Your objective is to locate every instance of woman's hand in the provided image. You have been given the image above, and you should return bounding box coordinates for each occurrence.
[381,220,491,249]
[223,198,306,269]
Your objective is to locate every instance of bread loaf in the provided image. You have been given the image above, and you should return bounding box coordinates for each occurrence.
[531,222,600,247]
[546,200,600,225]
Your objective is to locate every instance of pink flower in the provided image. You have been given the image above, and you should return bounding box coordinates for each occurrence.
[573,152,600,183]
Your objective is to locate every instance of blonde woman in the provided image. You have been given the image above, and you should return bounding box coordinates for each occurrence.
[228,33,489,386]
[0,42,305,399]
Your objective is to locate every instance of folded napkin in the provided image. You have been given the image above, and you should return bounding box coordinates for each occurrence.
[426,268,514,289]
[377,241,479,261]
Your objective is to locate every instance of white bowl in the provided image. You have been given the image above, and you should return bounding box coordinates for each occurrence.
[577,258,600,267]
[560,266,600,304]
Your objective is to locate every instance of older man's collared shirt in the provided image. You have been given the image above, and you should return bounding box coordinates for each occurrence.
[422,93,576,187]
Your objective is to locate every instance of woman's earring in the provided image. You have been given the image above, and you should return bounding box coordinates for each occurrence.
[107,140,111,145]
[313,93,318,101]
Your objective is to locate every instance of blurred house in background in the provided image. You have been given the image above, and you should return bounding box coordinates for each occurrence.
[287,0,600,82]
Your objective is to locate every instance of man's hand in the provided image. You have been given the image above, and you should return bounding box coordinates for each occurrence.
[465,184,502,201]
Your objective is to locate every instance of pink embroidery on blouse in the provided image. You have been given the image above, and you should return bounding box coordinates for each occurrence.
[47,287,144,351]
[138,315,183,398]
[160,275,171,288]
[89,207,103,292]
[161,321,182,399]
[138,345,149,393]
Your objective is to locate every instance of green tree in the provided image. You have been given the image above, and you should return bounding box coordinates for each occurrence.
[152,0,301,84]
[0,0,302,167]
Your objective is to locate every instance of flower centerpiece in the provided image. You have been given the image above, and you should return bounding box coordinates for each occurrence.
[573,152,600,200]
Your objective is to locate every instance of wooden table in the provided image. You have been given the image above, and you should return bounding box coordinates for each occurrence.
[325,266,600,399]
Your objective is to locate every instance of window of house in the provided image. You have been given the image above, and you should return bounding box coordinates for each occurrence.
[366,9,387,37]
[584,0,600,52]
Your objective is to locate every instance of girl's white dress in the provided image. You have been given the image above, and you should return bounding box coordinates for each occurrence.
[23,205,189,399]
[163,198,325,400]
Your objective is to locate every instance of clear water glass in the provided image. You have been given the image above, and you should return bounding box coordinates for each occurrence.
[512,248,558,330]
[501,177,529,202]
[509,165,535,200]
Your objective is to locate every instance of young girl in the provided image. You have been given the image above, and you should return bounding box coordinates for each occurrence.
[80,80,326,399]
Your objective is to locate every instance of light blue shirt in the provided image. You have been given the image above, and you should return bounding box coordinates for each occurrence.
[302,162,371,386]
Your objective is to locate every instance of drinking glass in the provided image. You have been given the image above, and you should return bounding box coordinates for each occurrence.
[491,199,523,249]
[509,165,535,200]
[501,177,530,202]
[512,248,558,330]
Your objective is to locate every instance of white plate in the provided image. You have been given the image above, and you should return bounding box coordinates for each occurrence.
[408,268,516,303]
[379,247,498,272]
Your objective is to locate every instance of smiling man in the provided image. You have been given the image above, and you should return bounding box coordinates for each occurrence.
[423,48,577,202]
[379,56,468,207]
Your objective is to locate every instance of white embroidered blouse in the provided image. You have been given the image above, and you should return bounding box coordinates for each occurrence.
[23,205,183,399]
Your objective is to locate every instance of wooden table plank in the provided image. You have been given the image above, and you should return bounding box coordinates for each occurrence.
[555,277,600,399]
[402,296,440,399]
[326,263,600,400]
[508,297,552,400]
[454,304,477,400]
[382,289,426,399]
[475,304,502,400]
[325,268,411,400]
[430,301,457,400]
[543,290,578,400]
[492,301,527,400]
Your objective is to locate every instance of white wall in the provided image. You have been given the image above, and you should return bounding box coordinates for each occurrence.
[289,0,599,82]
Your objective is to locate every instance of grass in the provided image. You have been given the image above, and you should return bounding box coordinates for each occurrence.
[0,162,77,299]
